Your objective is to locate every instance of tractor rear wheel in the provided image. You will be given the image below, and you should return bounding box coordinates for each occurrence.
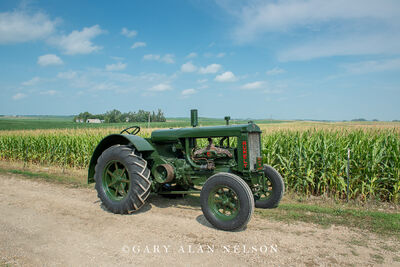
[94,144,151,214]
[200,173,254,231]
[254,165,284,209]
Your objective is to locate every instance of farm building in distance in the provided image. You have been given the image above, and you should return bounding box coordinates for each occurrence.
[86,119,103,123]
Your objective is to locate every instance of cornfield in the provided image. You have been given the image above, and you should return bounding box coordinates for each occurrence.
[262,129,400,202]
[0,127,399,202]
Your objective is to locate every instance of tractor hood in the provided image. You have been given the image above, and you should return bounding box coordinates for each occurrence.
[151,123,261,142]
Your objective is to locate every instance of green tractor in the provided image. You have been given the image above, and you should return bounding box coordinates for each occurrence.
[88,110,284,231]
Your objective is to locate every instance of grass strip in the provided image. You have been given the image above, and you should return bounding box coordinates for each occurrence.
[256,203,400,238]
[0,166,89,188]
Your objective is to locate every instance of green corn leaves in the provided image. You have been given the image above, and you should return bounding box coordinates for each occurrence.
[0,128,399,202]
[262,129,400,202]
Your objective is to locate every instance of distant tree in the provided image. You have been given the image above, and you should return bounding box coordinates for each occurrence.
[372,119,379,122]
[351,118,367,122]
[127,112,137,122]
[74,109,167,123]
[136,110,150,122]
[121,112,129,122]
[151,111,156,122]
[156,108,166,122]
[74,111,93,122]
[104,109,122,123]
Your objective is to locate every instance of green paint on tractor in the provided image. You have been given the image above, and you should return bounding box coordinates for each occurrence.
[88,110,284,231]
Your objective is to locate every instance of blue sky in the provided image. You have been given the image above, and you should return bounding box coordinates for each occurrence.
[0,0,399,120]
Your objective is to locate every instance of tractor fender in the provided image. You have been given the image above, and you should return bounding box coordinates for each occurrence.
[87,134,155,183]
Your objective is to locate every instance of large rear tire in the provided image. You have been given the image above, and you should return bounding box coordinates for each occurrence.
[94,144,151,214]
[254,165,284,209]
[200,173,254,231]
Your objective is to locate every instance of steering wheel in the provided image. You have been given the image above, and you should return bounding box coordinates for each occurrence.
[120,126,141,135]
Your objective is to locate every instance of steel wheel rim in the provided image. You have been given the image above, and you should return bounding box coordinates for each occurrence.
[208,185,240,221]
[102,160,130,201]
[254,178,273,201]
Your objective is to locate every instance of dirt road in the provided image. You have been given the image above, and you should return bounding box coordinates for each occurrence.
[0,174,398,266]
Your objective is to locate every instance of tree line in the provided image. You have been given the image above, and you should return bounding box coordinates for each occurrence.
[74,109,166,123]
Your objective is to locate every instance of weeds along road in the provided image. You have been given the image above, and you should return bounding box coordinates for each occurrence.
[0,173,399,266]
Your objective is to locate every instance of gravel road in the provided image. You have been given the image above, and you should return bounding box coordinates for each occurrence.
[0,174,398,266]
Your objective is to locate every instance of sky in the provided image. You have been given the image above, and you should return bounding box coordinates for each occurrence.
[0,0,399,121]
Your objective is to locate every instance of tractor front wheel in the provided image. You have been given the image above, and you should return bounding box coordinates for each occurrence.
[254,165,285,209]
[200,173,254,231]
[94,144,151,214]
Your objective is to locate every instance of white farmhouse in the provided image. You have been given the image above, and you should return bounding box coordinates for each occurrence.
[86,119,102,123]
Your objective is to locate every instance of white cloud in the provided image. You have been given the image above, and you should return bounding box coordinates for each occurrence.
[133,73,169,82]
[22,77,40,86]
[37,54,63,66]
[57,71,77,79]
[264,89,283,94]
[53,68,175,95]
[12,93,27,100]
[0,10,57,44]
[215,71,237,82]
[202,52,227,58]
[131,42,146,49]
[266,67,286,75]
[197,79,208,83]
[161,54,175,64]
[224,0,400,42]
[121,27,137,38]
[186,52,197,59]
[91,82,119,92]
[241,81,264,90]
[219,1,400,60]
[149,83,172,92]
[143,54,160,61]
[105,62,127,71]
[199,64,222,74]
[53,25,105,55]
[343,58,400,74]
[143,54,175,64]
[279,34,400,61]
[181,88,197,96]
[40,90,57,95]
[110,56,125,61]
[181,61,197,73]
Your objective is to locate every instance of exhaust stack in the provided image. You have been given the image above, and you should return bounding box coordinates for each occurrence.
[190,109,198,127]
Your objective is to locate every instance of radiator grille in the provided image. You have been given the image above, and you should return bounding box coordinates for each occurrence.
[248,133,261,170]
